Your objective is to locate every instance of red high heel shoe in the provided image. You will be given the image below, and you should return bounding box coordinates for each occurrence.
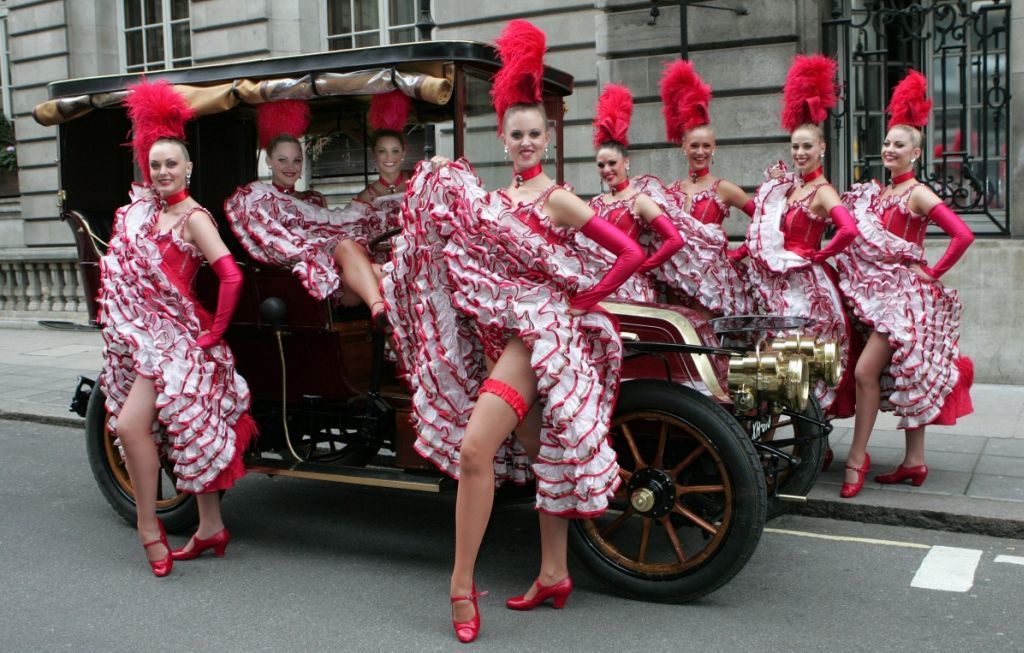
[875,464,928,486]
[171,527,230,561]
[142,520,172,577]
[450,584,487,644]
[839,452,871,499]
[505,576,573,611]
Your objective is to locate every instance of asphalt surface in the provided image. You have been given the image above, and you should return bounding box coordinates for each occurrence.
[2,418,1022,653]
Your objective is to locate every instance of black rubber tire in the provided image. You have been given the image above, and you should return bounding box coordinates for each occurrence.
[758,395,827,519]
[569,380,767,603]
[84,381,198,534]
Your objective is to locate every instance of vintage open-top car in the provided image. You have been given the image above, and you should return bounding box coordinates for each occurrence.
[41,41,833,603]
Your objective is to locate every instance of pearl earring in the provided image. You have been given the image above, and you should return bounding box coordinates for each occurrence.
[819,153,825,159]
[911,158,917,164]
[186,173,192,187]
[503,146,509,161]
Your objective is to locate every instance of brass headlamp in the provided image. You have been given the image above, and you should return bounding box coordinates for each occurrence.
[769,335,841,387]
[727,348,809,413]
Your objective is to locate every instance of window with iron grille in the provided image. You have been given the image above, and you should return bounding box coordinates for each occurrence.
[119,0,192,73]
[324,0,417,50]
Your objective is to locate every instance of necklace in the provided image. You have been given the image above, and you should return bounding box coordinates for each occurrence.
[378,172,406,194]
[272,182,294,195]
[891,170,915,186]
[610,179,630,194]
[160,188,189,209]
[800,166,824,185]
[513,163,543,188]
[689,167,709,182]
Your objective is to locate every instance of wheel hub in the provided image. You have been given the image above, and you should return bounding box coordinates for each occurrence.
[627,467,676,518]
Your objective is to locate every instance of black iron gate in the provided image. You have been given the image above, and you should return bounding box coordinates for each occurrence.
[823,0,1011,235]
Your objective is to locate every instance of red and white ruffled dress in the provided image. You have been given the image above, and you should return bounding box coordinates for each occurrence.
[99,185,258,494]
[745,175,856,415]
[836,182,973,428]
[357,179,406,266]
[574,193,656,302]
[224,181,370,300]
[382,159,622,518]
[633,175,751,316]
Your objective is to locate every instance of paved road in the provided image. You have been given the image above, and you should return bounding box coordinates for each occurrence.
[2,419,1022,653]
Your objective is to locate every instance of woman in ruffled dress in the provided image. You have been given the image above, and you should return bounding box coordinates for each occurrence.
[382,20,644,643]
[743,55,860,418]
[633,60,755,318]
[574,83,682,302]
[225,99,365,302]
[334,90,414,328]
[835,70,974,498]
[101,80,257,576]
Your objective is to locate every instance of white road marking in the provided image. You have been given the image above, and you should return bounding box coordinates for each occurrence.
[994,555,1024,566]
[764,527,930,549]
[911,546,983,592]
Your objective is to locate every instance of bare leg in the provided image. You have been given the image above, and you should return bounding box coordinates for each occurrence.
[175,492,226,554]
[845,332,893,484]
[334,239,384,314]
[903,426,926,467]
[117,376,164,561]
[512,401,570,599]
[451,337,538,623]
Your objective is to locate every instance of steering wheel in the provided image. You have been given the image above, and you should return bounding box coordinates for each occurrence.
[368,227,402,254]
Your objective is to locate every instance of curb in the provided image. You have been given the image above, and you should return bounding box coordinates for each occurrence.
[0,410,85,429]
[791,498,1024,541]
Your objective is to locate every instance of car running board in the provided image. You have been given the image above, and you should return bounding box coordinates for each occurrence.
[247,458,450,493]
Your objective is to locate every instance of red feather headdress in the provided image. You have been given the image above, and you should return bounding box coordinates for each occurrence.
[124,78,196,184]
[781,54,838,133]
[369,90,413,134]
[659,60,711,145]
[256,99,310,150]
[593,84,633,149]
[490,19,547,133]
[886,69,932,130]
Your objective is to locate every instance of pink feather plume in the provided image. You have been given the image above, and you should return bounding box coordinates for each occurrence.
[369,90,412,134]
[781,54,838,132]
[593,83,633,149]
[490,19,547,133]
[124,78,196,184]
[256,99,310,149]
[659,60,711,145]
[886,69,932,129]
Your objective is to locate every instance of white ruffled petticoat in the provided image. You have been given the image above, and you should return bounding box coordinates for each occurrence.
[100,185,257,493]
[224,182,371,300]
[836,182,972,429]
[633,175,751,316]
[744,174,852,413]
[382,159,623,517]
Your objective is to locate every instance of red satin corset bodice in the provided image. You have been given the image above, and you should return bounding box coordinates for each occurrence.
[878,184,929,246]
[681,179,729,226]
[781,186,828,258]
[589,194,643,239]
[154,232,202,294]
[502,186,570,247]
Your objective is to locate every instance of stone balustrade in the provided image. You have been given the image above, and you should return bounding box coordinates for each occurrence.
[0,250,86,314]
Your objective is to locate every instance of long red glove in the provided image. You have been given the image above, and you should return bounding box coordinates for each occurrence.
[740,199,756,217]
[637,215,684,273]
[812,205,860,263]
[570,214,645,311]
[922,203,974,279]
[197,254,243,349]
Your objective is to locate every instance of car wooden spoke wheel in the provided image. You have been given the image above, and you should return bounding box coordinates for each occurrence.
[84,381,198,533]
[570,381,766,603]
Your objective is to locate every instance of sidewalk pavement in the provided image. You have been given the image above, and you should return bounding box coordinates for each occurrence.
[1,317,1021,538]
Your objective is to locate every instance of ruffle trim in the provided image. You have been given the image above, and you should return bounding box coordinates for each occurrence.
[100,197,257,494]
[384,158,623,517]
[633,175,751,315]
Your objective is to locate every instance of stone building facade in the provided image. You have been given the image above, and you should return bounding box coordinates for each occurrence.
[0,0,1020,382]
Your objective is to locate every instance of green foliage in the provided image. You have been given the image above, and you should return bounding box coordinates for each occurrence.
[0,114,16,171]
